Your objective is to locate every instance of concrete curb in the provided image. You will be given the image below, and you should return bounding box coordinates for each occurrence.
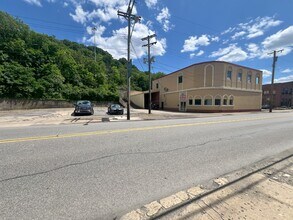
[118,180,227,220]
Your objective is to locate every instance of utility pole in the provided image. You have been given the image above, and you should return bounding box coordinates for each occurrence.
[268,49,283,112]
[142,34,157,114]
[92,27,97,62]
[118,0,141,120]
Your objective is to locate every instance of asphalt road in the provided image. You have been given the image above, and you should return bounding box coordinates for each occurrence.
[1,111,293,219]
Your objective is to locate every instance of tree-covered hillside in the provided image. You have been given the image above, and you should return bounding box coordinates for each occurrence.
[0,11,165,101]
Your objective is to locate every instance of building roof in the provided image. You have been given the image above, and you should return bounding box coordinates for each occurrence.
[154,61,262,81]
[263,81,293,87]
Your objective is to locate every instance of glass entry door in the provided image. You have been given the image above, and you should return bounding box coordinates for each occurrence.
[180,102,186,111]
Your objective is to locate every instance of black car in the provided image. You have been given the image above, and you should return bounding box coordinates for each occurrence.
[74,100,94,115]
[108,104,124,115]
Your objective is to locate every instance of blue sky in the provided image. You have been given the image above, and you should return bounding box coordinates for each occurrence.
[1,0,293,84]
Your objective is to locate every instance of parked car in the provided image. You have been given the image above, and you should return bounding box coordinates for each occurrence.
[108,104,124,115]
[262,104,270,109]
[151,103,159,110]
[74,100,94,115]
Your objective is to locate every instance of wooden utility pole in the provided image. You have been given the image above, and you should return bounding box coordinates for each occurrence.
[142,34,156,114]
[268,49,283,112]
[118,0,141,120]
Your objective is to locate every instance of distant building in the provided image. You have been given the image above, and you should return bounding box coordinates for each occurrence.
[131,61,263,112]
[262,81,293,108]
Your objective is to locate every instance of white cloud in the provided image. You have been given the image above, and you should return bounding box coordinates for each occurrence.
[282,68,293,73]
[181,35,210,53]
[156,7,172,32]
[190,53,195,59]
[88,7,118,22]
[210,44,248,62]
[89,0,128,8]
[262,26,293,50]
[190,50,204,59]
[83,23,166,60]
[211,36,220,42]
[260,69,272,78]
[247,43,262,59]
[70,5,89,24]
[222,16,282,40]
[221,27,235,35]
[240,16,282,39]
[145,0,157,9]
[196,50,204,56]
[23,0,57,6]
[231,31,246,40]
[23,0,42,6]
[275,75,293,83]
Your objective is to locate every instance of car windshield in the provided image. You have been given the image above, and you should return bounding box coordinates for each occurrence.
[111,104,120,108]
[77,101,91,105]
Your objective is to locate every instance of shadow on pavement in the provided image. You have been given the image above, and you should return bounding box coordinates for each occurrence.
[151,153,293,220]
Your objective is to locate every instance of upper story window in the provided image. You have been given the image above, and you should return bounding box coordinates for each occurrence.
[178,75,183,84]
[237,72,242,82]
[256,76,260,85]
[226,66,232,80]
[247,74,252,83]
[156,83,159,89]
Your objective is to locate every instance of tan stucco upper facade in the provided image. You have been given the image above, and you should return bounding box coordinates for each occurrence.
[150,61,263,112]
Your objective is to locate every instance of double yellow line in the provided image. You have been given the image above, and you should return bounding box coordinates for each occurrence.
[0,116,277,144]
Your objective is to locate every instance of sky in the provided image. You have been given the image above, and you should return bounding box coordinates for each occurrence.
[1,0,293,84]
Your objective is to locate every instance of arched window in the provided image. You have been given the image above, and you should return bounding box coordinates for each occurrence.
[237,69,243,82]
[223,95,228,106]
[226,66,232,80]
[256,75,260,84]
[204,95,213,106]
[229,95,234,105]
[204,64,214,87]
[194,96,202,106]
[247,71,252,83]
[214,95,221,106]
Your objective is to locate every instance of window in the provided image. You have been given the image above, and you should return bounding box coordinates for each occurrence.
[237,72,242,82]
[215,98,221,106]
[188,99,193,105]
[227,71,232,80]
[247,74,252,83]
[256,76,260,84]
[204,98,212,105]
[156,83,159,89]
[223,97,228,105]
[178,75,183,83]
[229,97,234,105]
[194,99,201,106]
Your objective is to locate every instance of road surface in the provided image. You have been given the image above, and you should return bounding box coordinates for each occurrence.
[1,111,293,219]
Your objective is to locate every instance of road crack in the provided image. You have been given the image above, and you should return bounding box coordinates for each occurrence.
[0,132,255,183]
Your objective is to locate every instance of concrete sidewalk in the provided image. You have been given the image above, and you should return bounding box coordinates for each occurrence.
[0,107,284,128]
[119,149,293,220]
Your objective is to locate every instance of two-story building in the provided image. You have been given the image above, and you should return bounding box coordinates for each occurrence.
[131,61,263,112]
[262,81,293,108]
